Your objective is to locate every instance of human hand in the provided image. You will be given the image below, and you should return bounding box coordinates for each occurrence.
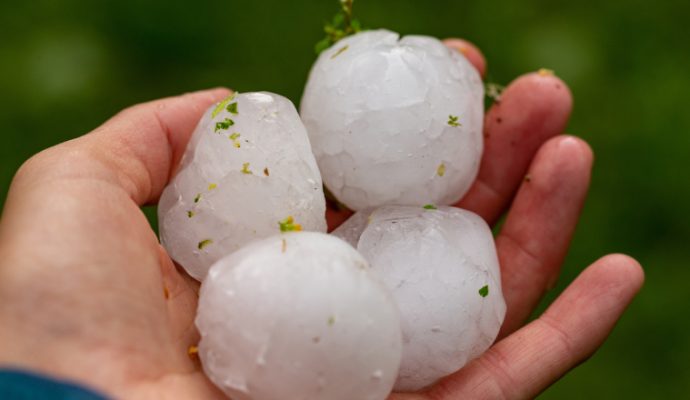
[0,38,643,400]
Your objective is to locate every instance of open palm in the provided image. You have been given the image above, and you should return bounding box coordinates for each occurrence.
[0,39,643,400]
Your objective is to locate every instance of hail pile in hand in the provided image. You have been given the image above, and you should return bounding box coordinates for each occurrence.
[158,28,505,400]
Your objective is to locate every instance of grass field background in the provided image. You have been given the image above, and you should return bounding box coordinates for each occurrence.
[1,0,688,397]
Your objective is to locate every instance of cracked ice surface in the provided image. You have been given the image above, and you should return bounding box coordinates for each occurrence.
[158,92,326,281]
[196,232,402,400]
[301,30,484,211]
[332,206,506,391]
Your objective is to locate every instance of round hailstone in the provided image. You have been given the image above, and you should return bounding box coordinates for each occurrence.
[301,30,484,211]
[332,205,506,392]
[196,232,403,400]
[158,92,327,281]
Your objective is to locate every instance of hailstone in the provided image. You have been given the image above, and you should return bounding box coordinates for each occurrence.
[196,232,403,400]
[332,205,506,392]
[158,92,327,281]
[301,30,484,211]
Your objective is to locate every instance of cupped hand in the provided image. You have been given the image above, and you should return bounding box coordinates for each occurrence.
[0,39,643,400]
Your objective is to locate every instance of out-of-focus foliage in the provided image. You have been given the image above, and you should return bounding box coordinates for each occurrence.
[0,0,688,397]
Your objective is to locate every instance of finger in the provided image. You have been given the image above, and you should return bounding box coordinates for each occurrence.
[95,87,233,205]
[457,71,573,225]
[496,135,593,337]
[426,254,644,400]
[4,88,231,208]
[443,38,487,78]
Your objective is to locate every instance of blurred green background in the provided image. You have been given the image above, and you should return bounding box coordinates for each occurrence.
[1,0,688,397]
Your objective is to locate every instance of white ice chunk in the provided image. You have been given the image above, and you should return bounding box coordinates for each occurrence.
[196,232,403,400]
[333,205,506,391]
[158,92,327,281]
[301,30,484,210]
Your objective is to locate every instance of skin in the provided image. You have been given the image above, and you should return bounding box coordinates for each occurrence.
[0,39,644,400]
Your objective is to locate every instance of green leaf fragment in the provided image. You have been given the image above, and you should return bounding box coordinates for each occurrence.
[423,204,438,210]
[479,285,489,297]
[485,82,505,103]
[215,118,235,132]
[328,315,336,326]
[315,38,332,54]
[211,93,236,118]
[241,162,252,174]
[194,193,202,203]
[437,163,446,177]
[315,0,362,54]
[187,210,195,218]
[198,239,213,250]
[229,132,241,148]
[330,44,349,59]
[227,102,238,114]
[332,12,345,26]
[448,115,461,127]
[279,216,302,232]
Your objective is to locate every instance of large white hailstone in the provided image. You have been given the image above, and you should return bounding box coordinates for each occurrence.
[301,30,484,211]
[158,92,327,281]
[196,232,403,400]
[332,206,506,392]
